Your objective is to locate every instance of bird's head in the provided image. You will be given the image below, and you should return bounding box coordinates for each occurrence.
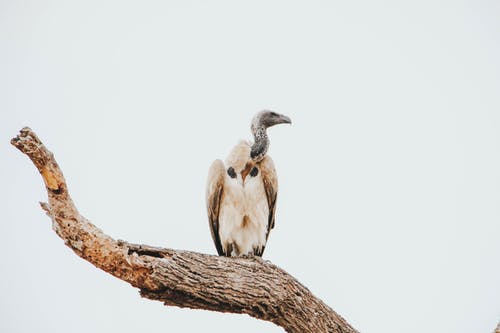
[251,110,292,133]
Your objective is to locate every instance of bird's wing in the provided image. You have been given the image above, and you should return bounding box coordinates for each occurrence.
[259,155,278,240]
[206,159,226,256]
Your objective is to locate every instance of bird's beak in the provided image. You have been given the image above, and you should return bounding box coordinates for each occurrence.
[278,114,292,125]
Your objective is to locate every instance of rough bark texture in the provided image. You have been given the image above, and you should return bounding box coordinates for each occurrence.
[11,127,357,333]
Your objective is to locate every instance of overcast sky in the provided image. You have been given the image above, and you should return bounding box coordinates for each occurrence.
[1,1,500,332]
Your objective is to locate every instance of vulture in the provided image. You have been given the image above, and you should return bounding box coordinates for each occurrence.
[206,111,291,257]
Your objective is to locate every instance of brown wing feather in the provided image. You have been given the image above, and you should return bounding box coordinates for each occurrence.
[259,155,278,241]
[206,159,226,256]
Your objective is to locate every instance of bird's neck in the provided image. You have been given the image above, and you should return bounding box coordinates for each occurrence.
[250,126,269,161]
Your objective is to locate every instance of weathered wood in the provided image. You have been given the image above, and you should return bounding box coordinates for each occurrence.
[11,127,358,333]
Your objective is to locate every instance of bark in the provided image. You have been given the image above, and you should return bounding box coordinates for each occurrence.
[11,127,357,333]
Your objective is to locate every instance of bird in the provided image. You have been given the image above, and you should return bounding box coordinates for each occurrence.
[206,110,291,257]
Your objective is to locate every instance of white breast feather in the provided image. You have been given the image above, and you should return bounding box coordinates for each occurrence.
[219,170,269,256]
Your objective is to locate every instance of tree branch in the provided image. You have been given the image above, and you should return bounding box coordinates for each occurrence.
[11,127,358,333]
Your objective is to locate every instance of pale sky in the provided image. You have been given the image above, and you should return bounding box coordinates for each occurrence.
[1,1,500,332]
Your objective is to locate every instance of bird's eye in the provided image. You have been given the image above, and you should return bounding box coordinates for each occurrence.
[270,112,278,117]
[227,167,236,178]
[250,166,259,177]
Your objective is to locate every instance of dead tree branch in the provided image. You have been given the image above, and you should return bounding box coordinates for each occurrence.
[11,127,357,333]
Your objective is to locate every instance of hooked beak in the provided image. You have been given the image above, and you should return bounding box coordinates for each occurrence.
[277,114,292,125]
